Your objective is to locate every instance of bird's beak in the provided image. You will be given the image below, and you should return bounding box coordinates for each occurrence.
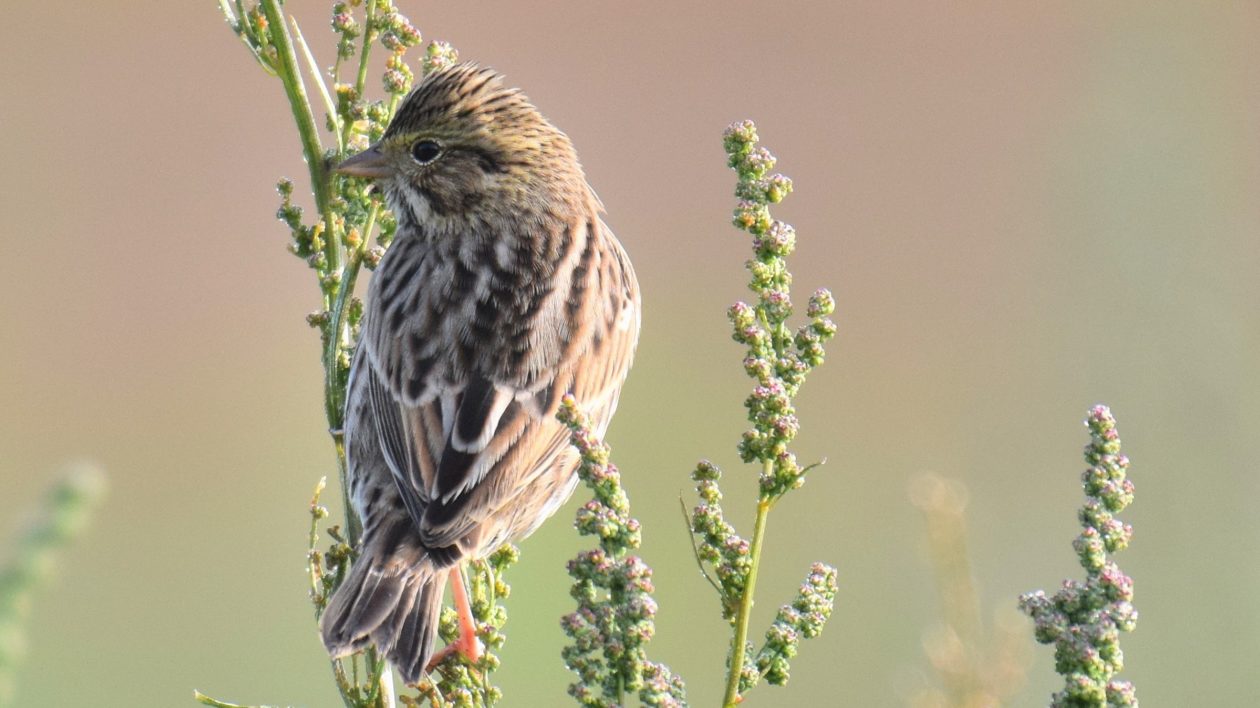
[335,144,392,178]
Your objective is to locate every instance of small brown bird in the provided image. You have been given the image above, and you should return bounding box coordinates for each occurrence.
[320,64,640,685]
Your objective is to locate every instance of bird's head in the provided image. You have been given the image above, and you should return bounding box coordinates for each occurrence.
[336,63,593,232]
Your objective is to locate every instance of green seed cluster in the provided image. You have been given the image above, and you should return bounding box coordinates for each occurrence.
[557,396,686,708]
[1019,406,1138,708]
[423,41,459,76]
[756,563,838,687]
[688,460,749,621]
[722,120,837,499]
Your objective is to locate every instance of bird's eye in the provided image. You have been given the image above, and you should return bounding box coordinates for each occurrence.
[411,140,442,165]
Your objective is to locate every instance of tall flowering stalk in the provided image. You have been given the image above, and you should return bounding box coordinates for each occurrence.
[558,396,686,707]
[686,121,839,707]
[1019,406,1138,708]
[210,2,505,706]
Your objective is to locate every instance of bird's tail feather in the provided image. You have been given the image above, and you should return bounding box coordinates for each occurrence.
[390,576,447,683]
[320,538,450,685]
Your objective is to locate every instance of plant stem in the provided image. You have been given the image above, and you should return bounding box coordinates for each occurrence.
[329,430,360,545]
[259,0,351,440]
[259,1,334,232]
[339,0,378,151]
[354,2,376,97]
[290,16,342,149]
[722,480,773,708]
[330,658,355,708]
[257,8,386,706]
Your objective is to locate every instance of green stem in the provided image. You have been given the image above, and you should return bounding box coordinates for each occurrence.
[266,14,339,423]
[306,476,327,614]
[259,0,349,437]
[722,485,772,707]
[327,325,357,546]
[377,664,395,708]
[364,650,391,707]
[323,314,346,438]
[322,203,376,447]
[329,659,357,708]
[326,219,370,381]
[339,0,378,152]
[259,0,334,231]
[478,560,495,703]
[354,2,376,98]
[290,16,342,149]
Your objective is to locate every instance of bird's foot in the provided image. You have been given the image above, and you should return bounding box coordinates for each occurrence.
[425,628,484,671]
[425,566,484,671]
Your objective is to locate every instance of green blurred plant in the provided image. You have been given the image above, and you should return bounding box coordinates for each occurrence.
[0,464,107,708]
[557,396,686,707]
[683,121,839,707]
[1019,406,1138,708]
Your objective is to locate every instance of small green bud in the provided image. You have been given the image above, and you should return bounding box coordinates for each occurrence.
[723,120,758,164]
[423,41,459,75]
[733,201,772,234]
[764,174,793,203]
[807,288,835,318]
[306,310,330,329]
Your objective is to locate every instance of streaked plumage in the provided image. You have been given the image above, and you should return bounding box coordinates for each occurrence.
[320,63,640,685]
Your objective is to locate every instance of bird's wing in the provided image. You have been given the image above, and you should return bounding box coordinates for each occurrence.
[367,220,640,553]
[363,360,430,531]
[419,222,641,548]
[345,341,440,563]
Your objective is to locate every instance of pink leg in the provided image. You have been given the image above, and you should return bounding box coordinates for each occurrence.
[425,565,484,671]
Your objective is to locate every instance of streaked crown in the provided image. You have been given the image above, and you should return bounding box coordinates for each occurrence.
[372,63,594,223]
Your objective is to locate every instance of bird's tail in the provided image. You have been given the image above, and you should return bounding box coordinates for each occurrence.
[320,532,450,685]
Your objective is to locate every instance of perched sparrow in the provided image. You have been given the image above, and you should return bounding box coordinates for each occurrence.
[320,63,640,685]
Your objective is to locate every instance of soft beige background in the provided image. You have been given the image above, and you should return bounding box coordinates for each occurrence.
[2,1,1258,706]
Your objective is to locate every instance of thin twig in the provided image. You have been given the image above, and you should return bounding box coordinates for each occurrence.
[289,16,342,147]
[678,496,722,594]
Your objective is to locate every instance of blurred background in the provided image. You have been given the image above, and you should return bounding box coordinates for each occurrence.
[2,1,1258,705]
